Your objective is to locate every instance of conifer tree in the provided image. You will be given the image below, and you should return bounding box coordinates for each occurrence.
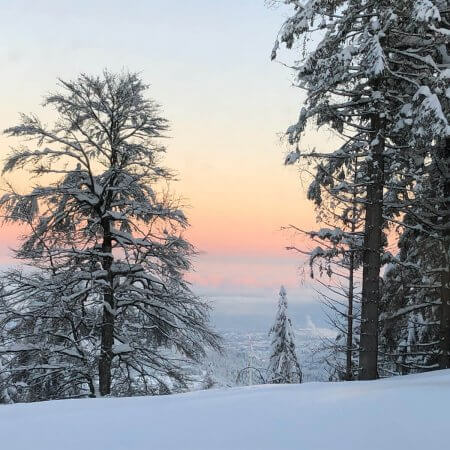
[286,154,364,380]
[378,227,441,375]
[273,0,448,379]
[379,179,447,374]
[268,287,302,384]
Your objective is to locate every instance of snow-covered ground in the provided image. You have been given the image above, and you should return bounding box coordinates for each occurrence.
[1,370,449,450]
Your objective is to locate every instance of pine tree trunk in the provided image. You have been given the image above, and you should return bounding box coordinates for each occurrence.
[358,114,384,380]
[346,159,358,381]
[346,250,355,380]
[439,243,450,369]
[99,222,115,396]
[439,138,450,369]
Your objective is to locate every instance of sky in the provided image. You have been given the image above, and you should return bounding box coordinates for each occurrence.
[0,1,337,330]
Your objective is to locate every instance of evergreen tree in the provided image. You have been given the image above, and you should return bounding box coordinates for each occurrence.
[0,71,221,401]
[379,199,445,374]
[267,287,302,384]
[273,0,448,379]
[286,154,364,380]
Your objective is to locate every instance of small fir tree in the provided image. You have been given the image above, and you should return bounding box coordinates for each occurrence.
[268,286,302,384]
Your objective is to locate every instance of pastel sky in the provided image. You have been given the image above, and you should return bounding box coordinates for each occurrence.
[0,1,337,329]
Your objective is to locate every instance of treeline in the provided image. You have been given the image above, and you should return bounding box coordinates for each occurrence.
[274,0,449,379]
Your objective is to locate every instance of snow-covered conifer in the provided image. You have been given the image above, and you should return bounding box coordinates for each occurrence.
[273,0,449,378]
[267,287,302,384]
[287,154,364,380]
[379,192,446,374]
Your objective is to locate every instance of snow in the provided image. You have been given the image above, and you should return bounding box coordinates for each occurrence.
[112,343,133,354]
[284,148,300,165]
[1,370,449,450]
[364,34,386,76]
[413,0,441,22]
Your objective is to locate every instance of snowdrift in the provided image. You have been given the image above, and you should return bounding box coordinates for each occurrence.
[1,370,449,450]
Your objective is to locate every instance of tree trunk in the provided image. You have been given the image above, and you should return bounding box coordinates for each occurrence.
[346,249,355,380]
[99,222,115,396]
[439,243,450,369]
[358,114,384,380]
[439,138,450,369]
[346,157,358,381]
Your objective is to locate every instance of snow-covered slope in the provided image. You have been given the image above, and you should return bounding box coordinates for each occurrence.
[1,370,449,450]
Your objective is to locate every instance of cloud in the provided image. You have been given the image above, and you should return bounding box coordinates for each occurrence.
[188,250,308,291]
